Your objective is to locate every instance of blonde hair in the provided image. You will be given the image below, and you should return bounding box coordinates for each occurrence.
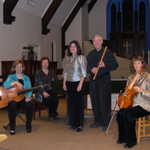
[130,56,146,73]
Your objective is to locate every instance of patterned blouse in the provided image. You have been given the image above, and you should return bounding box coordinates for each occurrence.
[63,55,87,82]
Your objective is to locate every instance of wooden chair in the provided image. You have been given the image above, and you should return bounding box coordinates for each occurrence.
[32,99,48,119]
[137,115,150,143]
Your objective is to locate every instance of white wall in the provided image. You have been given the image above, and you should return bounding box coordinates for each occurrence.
[89,0,108,39]
[41,23,62,69]
[0,3,42,75]
[45,0,108,69]
[0,0,109,73]
[45,9,83,69]
[65,0,108,47]
[0,5,41,61]
[0,1,2,24]
[41,24,61,64]
[65,9,82,46]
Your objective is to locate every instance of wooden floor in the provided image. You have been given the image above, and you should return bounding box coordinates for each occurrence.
[0,99,150,150]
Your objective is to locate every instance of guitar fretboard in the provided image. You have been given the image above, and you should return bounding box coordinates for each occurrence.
[17,83,51,95]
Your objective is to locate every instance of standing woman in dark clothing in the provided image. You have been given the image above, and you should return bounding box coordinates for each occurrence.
[63,40,87,132]
[3,60,33,135]
[87,34,118,131]
[116,56,150,148]
[35,57,59,120]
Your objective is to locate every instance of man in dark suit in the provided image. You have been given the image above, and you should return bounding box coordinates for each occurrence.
[87,34,118,131]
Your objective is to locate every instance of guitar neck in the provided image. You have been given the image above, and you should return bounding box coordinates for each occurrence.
[128,74,140,89]
[18,83,51,95]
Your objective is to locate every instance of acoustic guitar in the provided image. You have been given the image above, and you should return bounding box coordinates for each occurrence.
[117,73,140,109]
[0,83,51,108]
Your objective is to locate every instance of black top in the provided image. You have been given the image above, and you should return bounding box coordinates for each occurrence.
[87,48,118,79]
[18,79,24,86]
[35,70,53,93]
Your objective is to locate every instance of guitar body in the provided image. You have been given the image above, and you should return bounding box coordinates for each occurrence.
[117,73,142,109]
[0,87,25,109]
[0,82,51,109]
[117,88,137,109]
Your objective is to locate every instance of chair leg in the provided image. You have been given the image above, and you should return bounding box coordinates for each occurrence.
[17,114,25,123]
[39,110,41,118]
[142,118,146,137]
[137,118,141,143]
[33,111,36,120]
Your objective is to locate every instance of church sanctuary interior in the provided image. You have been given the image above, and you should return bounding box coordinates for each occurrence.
[0,0,150,150]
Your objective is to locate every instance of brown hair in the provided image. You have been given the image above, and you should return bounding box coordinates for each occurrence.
[11,60,25,73]
[40,57,50,68]
[67,40,82,56]
[130,56,146,73]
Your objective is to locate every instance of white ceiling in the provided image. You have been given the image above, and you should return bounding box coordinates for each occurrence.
[1,0,86,26]
[16,0,53,17]
[1,0,90,27]
[16,0,79,26]
[48,0,78,27]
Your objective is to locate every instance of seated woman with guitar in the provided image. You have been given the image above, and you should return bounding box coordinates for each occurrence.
[116,56,150,148]
[3,60,33,135]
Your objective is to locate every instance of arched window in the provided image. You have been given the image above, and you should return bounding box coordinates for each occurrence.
[139,2,146,32]
[111,4,117,32]
[107,0,150,59]
[117,2,121,32]
[122,0,133,32]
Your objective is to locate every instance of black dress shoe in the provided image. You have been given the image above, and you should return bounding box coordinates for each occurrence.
[26,128,32,133]
[90,123,99,128]
[124,142,137,148]
[76,127,83,132]
[117,139,126,144]
[10,130,15,135]
[26,122,32,133]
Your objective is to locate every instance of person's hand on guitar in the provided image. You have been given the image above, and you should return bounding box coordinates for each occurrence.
[43,91,50,98]
[25,97,32,102]
[11,81,23,89]
[133,86,142,93]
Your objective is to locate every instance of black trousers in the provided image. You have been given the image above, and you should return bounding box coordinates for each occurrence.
[8,100,33,130]
[116,106,150,144]
[89,75,111,127]
[66,81,84,128]
[42,93,59,117]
